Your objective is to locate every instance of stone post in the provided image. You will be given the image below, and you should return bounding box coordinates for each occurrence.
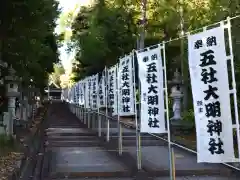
[5,67,20,135]
[170,86,183,120]
[0,61,8,134]
[27,87,38,122]
[22,96,28,122]
[170,70,183,121]
[3,112,10,135]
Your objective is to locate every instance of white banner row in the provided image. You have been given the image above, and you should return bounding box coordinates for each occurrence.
[61,22,238,163]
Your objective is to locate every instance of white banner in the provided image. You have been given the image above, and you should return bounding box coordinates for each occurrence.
[67,88,70,102]
[79,81,85,106]
[91,74,98,110]
[98,69,106,108]
[72,86,75,103]
[188,26,235,163]
[85,77,91,109]
[118,54,135,116]
[75,82,80,105]
[70,87,74,103]
[108,65,118,116]
[137,45,166,133]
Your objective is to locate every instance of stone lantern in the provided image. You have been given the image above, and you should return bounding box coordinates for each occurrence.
[5,67,20,135]
[0,61,8,134]
[170,70,183,121]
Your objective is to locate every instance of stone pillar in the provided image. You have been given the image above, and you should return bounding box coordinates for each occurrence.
[22,96,28,121]
[3,112,10,135]
[6,82,19,134]
[170,86,183,121]
[170,70,183,121]
[5,67,20,135]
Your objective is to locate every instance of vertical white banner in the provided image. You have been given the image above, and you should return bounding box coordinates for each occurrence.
[70,87,74,103]
[98,69,106,108]
[91,74,98,110]
[79,81,85,106]
[85,77,91,109]
[75,82,80,105]
[188,26,235,163]
[108,65,118,116]
[118,54,135,116]
[66,88,69,101]
[136,45,166,134]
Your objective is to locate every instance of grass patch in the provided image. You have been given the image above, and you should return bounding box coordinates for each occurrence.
[0,135,19,156]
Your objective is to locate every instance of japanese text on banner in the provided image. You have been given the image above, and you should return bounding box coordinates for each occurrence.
[91,74,98,110]
[188,26,235,163]
[79,81,85,106]
[136,45,166,134]
[98,70,106,108]
[75,83,80,105]
[108,65,118,115]
[84,77,91,109]
[118,54,135,116]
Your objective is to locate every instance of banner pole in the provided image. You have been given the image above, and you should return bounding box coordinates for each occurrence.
[106,68,109,142]
[133,51,141,170]
[162,42,175,180]
[117,63,123,155]
[226,17,240,160]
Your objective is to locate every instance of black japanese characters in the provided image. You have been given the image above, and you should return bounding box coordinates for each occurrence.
[120,59,132,114]
[143,53,160,128]
[194,35,224,155]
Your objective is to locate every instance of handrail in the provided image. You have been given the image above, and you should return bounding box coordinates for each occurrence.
[76,106,240,172]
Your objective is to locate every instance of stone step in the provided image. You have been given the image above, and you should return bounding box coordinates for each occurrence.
[50,146,131,178]
[47,141,101,147]
[47,139,164,147]
[110,135,160,141]
[47,135,97,140]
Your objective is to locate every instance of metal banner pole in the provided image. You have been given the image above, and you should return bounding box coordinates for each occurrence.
[98,110,101,137]
[88,109,90,128]
[119,123,123,155]
[226,17,240,159]
[77,105,79,118]
[97,77,101,136]
[133,51,141,169]
[162,42,175,180]
[79,106,81,121]
[105,68,109,142]
[76,104,78,118]
[84,108,87,125]
[106,109,109,141]
[117,62,122,155]
[81,106,83,123]
[80,106,82,122]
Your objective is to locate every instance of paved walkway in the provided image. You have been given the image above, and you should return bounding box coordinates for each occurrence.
[42,103,239,179]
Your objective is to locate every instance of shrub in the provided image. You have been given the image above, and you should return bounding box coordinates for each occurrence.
[182,109,195,124]
[0,134,14,148]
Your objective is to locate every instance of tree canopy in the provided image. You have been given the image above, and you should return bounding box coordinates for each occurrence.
[1,0,61,92]
[65,0,240,112]
[68,0,240,80]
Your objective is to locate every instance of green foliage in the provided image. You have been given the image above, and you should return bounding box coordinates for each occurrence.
[1,0,61,91]
[68,0,240,81]
[70,1,138,77]
[182,109,195,123]
[66,0,240,120]
[0,134,14,148]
